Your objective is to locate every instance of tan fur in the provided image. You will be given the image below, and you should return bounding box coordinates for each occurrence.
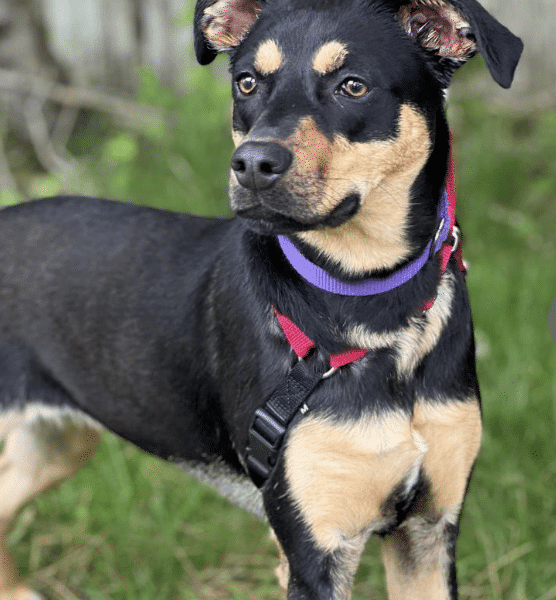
[330,534,367,600]
[380,399,480,600]
[285,411,427,552]
[229,103,429,269]
[288,117,333,177]
[271,527,364,600]
[269,529,290,590]
[229,117,331,220]
[396,272,454,374]
[285,395,480,589]
[202,0,261,52]
[232,129,245,147]
[312,41,349,75]
[381,516,453,600]
[346,271,455,377]
[380,397,480,600]
[254,39,284,75]
[412,398,482,510]
[296,104,431,274]
[0,413,100,600]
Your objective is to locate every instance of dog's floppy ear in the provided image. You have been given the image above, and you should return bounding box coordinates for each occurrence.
[397,0,523,88]
[194,0,262,64]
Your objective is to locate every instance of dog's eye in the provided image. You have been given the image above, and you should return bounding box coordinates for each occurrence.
[339,78,368,98]
[237,74,258,96]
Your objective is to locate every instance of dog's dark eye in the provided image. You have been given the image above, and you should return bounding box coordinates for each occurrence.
[339,78,368,98]
[237,74,258,96]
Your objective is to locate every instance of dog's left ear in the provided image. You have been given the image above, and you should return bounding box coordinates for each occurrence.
[194,0,262,65]
[397,0,523,88]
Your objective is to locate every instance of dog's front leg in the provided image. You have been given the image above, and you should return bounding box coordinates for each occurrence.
[380,510,460,600]
[263,449,367,600]
[267,509,366,600]
[380,397,482,600]
[263,409,427,600]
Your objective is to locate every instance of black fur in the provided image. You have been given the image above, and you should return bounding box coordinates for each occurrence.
[0,0,522,598]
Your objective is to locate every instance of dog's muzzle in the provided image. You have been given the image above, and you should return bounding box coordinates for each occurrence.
[231,141,293,191]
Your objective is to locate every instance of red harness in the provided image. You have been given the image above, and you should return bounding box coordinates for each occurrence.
[439,138,466,277]
[275,309,369,369]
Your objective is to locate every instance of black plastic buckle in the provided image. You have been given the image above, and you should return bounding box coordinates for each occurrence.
[246,407,286,488]
[245,359,328,489]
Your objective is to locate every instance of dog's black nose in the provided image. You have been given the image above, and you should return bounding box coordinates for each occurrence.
[231,141,293,191]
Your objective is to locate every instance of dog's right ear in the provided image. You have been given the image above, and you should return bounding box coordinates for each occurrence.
[194,0,262,64]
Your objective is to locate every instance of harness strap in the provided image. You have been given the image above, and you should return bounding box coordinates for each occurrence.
[275,309,369,368]
[440,137,458,274]
[246,309,370,488]
[422,139,467,311]
[246,360,323,488]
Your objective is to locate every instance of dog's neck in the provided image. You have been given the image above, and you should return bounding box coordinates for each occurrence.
[277,190,451,295]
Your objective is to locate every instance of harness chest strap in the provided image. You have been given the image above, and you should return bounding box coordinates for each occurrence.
[275,309,369,369]
[245,309,370,488]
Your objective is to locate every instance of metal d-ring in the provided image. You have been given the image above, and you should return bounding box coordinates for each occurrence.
[451,226,461,252]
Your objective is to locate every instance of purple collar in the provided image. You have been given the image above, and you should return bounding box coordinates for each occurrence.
[278,191,451,296]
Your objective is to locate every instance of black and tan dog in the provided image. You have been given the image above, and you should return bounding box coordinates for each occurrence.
[0,0,522,598]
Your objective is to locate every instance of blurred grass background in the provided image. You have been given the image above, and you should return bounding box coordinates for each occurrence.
[1,35,555,600]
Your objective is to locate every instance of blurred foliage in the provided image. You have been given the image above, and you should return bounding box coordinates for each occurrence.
[95,63,233,215]
[1,59,234,216]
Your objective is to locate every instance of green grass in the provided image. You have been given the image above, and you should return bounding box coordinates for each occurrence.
[4,64,556,599]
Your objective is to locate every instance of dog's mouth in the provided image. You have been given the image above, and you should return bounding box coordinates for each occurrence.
[234,193,361,234]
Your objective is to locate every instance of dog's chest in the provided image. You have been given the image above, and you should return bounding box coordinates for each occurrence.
[284,410,427,551]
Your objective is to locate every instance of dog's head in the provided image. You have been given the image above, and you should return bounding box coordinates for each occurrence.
[194,0,522,274]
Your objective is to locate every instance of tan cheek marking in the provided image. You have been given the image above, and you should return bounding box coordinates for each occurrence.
[254,39,284,75]
[312,41,349,75]
[287,116,332,175]
[285,412,427,552]
[297,104,431,274]
[413,398,482,511]
[232,129,245,147]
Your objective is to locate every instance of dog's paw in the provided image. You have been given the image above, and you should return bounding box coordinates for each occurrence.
[0,586,47,600]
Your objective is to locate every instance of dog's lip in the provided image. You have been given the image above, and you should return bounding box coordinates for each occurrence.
[235,193,361,232]
[319,194,360,228]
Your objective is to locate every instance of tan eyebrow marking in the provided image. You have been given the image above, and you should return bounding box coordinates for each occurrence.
[312,41,349,75]
[254,39,284,75]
